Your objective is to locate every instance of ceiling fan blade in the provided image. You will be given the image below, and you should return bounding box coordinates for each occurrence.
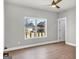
[52,0,56,5]
[55,0,62,4]
[56,5,60,8]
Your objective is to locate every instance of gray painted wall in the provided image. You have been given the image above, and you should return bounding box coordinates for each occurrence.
[58,7,76,44]
[5,3,58,48]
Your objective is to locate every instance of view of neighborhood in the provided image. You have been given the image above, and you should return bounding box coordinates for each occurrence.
[24,17,47,39]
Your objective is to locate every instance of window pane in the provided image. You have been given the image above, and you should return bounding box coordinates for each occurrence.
[24,17,47,39]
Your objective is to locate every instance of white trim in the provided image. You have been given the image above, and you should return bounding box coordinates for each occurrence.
[65,42,76,46]
[4,40,62,52]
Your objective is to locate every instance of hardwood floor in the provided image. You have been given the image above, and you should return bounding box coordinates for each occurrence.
[9,42,76,59]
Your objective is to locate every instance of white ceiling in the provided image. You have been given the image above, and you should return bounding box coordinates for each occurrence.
[5,0,76,12]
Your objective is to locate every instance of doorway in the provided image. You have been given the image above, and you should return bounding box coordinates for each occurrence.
[58,17,67,41]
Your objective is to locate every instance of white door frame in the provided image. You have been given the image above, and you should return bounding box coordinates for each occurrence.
[58,17,67,41]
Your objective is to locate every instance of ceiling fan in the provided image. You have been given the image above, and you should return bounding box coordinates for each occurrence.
[48,0,62,8]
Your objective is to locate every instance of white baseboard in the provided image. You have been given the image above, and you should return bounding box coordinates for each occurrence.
[65,42,76,47]
[4,40,62,52]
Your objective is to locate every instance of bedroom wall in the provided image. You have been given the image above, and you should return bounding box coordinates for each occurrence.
[5,3,58,48]
[58,7,76,45]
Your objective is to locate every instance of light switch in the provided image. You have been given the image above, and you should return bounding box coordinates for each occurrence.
[18,41,21,45]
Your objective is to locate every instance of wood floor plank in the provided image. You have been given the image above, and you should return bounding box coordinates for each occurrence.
[9,42,76,59]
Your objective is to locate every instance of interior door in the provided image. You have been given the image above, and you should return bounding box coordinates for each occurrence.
[58,17,66,41]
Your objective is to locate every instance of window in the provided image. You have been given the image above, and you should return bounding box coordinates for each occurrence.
[24,17,47,39]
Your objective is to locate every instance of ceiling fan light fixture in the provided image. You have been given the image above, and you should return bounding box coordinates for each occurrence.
[51,5,56,7]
